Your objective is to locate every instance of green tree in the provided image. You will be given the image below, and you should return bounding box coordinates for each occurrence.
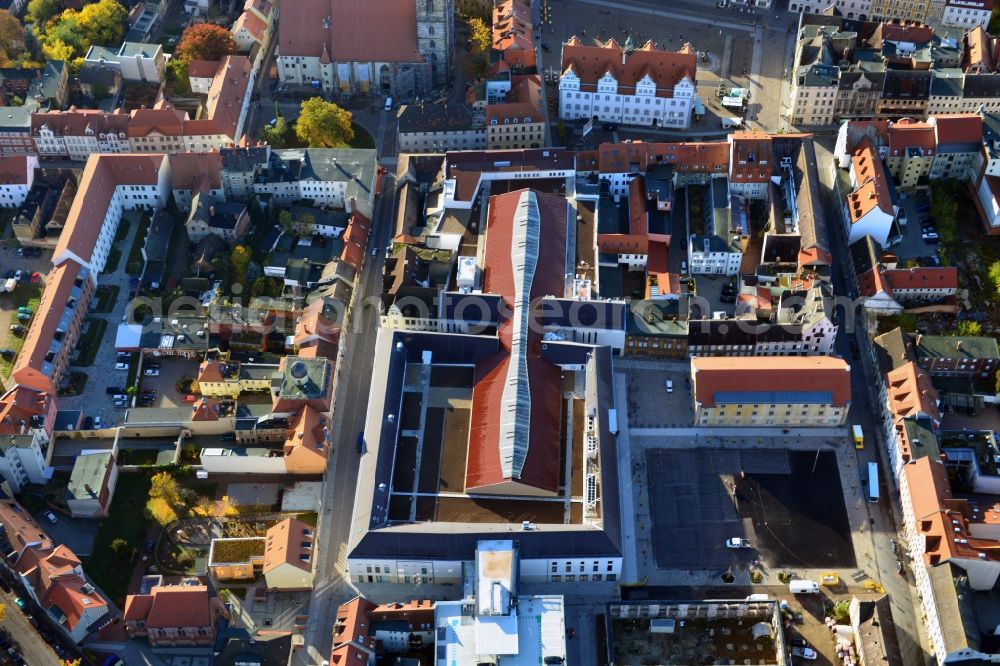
[26,0,61,26]
[262,114,288,148]
[295,97,354,148]
[0,10,25,66]
[76,0,126,46]
[91,82,110,99]
[110,537,131,562]
[230,245,251,289]
[831,600,851,624]
[166,58,190,95]
[989,260,1000,296]
[149,471,182,507]
[40,36,74,63]
[175,22,236,63]
[145,497,178,526]
[278,209,295,233]
[468,17,491,52]
[956,320,983,337]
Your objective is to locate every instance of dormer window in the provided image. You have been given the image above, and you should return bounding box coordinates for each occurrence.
[504,118,509,124]
[524,117,531,123]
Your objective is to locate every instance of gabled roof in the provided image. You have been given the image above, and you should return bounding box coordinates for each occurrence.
[932,113,983,146]
[848,139,893,223]
[31,109,129,138]
[124,584,215,629]
[887,361,939,422]
[54,155,166,266]
[170,152,223,192]
[561,37,696,97]
[263,517,314,573]
[882,267,958,292]
[233,10,268,44]
[692,356,852,408]
[276,0,421,63]
[0,385,52,435]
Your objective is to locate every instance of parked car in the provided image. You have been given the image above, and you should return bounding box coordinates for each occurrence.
[13,598,25,610]
[3,270,13,279]
[93,417,102,429]
[113,400,128,408]
[9,325,25,335]
[43,511,58,524]
[115,362,128,371]
[16,313,30,322]
[28,272,41,284]
[725,537,750,548]
[144,368,160,376]
[112,393,127,401]
[13,270,22,282]
[0,349,14,358]
[357,431,365,454]
[541,43,551,52]
[791,646,817,660]
[105,386,123,395]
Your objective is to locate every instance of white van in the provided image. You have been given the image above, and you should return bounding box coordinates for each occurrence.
[789,580,820,594]
[745,593,770,601]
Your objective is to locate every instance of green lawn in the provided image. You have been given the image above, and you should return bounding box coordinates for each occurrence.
[118,449,159,466]
[125,215,152,275]
[73,319,107,367]
[86,473,153,606]
[93,285,120,313]
[0,284,43,378]
[114,218,132,243]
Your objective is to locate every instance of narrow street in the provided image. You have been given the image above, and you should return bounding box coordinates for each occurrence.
[0,590,62,665]
[814,135,932,665]
[295,174,397,666]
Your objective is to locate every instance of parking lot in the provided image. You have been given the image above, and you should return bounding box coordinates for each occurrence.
[893,190,942,264]
[645,449,856,571]
[625,364,693,428]
[136,356,200,408]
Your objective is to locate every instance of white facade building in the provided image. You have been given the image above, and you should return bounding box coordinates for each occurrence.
[0,155,37,209]
[559,37,697,130]
[941,0,992,28]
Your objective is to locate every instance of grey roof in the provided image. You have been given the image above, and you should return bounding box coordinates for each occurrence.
[118,42,162,58]
[916,335,1000,361]
[873,327,916,374]
[138,316,213,351]
[85,46,120,64]
[220,145,269,172]
[67,452,114,501]
[188,193,247,231]
[901,416,940,461]
[0,435,35,451]
[931,72,963,98]
[0,106,32,131]
[626,300,686,337]
[688,318,803,347]
[269,148,377,205]
[963,74,1000,99]
[273,356,330,401]
[540,298,626,330]
[880,70,932,100]
[854,596,904,666]
[79,66,120,87]
[397,104,476,134]
[927,562,980,656]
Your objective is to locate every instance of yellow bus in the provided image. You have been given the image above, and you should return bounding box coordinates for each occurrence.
[852,425,864,449]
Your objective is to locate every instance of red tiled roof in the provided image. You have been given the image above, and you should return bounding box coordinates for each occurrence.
[234,10,268,43]
[339,211,371,272]
[882,267,958,292]
[932,113,983,145]
[692,356,852,408]
[466,189,565,494]
[31,109,128,138]
[54,155,166,265]
[12,260,84,393]
[187,60,220,79]
[277,0,421,63]
[848,139,893,224]
[880,21,934,45]
[485,74,542,124]
[170,152,223,192]
[0,385,52,435]
[0,155,32,185]
[857,265,891,299]
[264,517,314,572]
[41,575,107,631]
[598,140,729,174]
[965,26,994,72]
[887,118,935,157]
[729,131,773,184]
[126,585,214,629]
[887,361,939,422]
[561,37,696,98]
